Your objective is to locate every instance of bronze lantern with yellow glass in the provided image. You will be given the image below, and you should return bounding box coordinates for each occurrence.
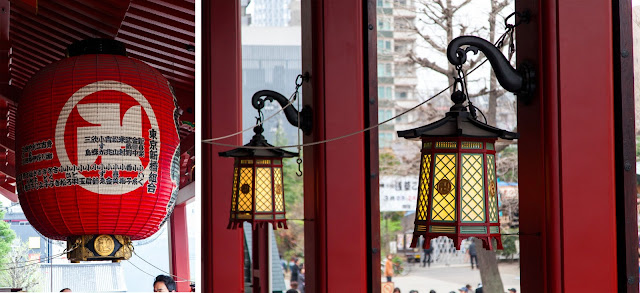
[219,122,297,230]
[398,89,518,250]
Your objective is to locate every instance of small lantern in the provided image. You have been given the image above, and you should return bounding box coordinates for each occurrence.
[397,90,518,250]
[219,124,297,230]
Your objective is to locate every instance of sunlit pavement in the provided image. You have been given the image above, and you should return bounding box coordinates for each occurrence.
[383,262,521,293]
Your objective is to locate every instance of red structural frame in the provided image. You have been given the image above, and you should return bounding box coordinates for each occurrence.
[411,137,502,251]
[301,0,368,292]
[202,1,244,292]
[516,0,629,292]
[202,1,639,292]
[169,203,190,292]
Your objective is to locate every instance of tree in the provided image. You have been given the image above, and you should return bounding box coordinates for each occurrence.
[273,122,305,260]
[0,240,42,291]
[407,0,514,128]
[0,204,15,261]
[407,1,514,291]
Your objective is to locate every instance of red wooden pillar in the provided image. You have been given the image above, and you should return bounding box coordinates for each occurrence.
[252,226,270,292]
[517,0,621,291]
[302,0,368,292]
[202,1,244,292]
[169,203,191,292]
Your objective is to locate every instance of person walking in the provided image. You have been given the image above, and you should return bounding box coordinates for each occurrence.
[467,239,478,270]
[290,258,300,284]
[384,254,394,282]
[422,246,433,267]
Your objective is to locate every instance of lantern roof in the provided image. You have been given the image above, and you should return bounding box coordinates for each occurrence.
[219,126,298,158]
[397,104,518,140]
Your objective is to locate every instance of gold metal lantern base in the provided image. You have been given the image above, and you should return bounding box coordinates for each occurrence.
[67,235,132,262]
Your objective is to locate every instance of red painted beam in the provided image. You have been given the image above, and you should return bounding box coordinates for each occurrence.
[0,184,16,202]
[129,3,194,26]
[170,202,191,292]
[202,1,244,292]
[9,0,36,15]
[0,0,10,95]
[146,0,195,16]
[517,0,618,291]
[303,0,368,291]
[557,1,617,291]
[37,1,120,36]
[125,9,194,38]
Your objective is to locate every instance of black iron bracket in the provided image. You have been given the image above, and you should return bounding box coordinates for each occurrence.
[251,90,313,135]
[447,36,535,100]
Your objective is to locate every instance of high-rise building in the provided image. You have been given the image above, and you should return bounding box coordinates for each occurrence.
[251,0,293,27]
[377,0,419,150]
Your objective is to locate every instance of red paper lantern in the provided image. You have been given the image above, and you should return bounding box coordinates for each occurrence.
[15,39,180,244]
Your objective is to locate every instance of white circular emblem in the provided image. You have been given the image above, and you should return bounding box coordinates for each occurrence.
[55,80,160,194]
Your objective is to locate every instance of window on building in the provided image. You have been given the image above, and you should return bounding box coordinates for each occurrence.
[378,63,393,77]
[397,91,408,99]
[379,86,393,99]
[377,16,393,31]
[377,39,392,53]
[378,109,393,123]
[379,133,393,148]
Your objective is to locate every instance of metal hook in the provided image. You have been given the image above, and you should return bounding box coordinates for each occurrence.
[296,158,303,177]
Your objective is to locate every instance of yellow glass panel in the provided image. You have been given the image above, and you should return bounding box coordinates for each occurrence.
[255,167,273,212]
[273,167,284,212]
[460,154,485,222]
[231,167,239,211]
[430,154,456,221]
[238,168,253,212]
[487,155,498,222]
[240,159,253,164]
[256,159,271,165]
[417,154,431,221]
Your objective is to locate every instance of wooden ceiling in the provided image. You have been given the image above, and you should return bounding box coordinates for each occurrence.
[0,0,196,201]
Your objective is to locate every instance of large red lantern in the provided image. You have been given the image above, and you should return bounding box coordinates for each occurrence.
[15,39,180,261]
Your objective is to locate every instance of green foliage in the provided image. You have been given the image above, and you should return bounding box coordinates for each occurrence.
[273,127,306,262]
[380,212,405,255]
[379,151,401,175]
[0,205,15,261]
[499,228,518,261]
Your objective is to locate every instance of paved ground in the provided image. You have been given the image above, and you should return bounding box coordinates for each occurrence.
[383,262,521,293]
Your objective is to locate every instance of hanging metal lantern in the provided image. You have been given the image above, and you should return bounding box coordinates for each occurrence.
[219,123,297,230]
[398,89,518,250]
[16,39,180,261]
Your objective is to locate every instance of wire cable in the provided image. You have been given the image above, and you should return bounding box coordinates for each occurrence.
[132,249,193,282]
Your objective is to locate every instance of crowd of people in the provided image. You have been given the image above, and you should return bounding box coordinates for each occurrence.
[390,286,518,293]
[285,257,306,293]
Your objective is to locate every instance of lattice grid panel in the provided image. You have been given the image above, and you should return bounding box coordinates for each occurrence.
[487,155,498,222]
[273,167,284,212]
[461,154,485,222]
[431,154,457,221]
[255,167,273,212]
[417,154,432,221]
[238,168,253,211]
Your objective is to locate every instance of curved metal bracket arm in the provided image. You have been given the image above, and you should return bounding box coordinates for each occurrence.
[447,36,535,98]
[251,90,313,135]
